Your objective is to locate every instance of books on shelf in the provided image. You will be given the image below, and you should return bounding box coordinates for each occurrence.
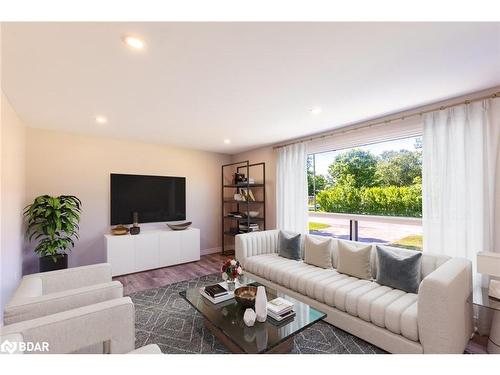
[239,223,260,233]
[236,178,255,185]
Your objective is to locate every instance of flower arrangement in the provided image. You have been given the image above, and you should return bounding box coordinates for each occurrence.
[221,258,243,282]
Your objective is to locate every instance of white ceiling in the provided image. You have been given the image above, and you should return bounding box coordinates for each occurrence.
[2,22,500,154]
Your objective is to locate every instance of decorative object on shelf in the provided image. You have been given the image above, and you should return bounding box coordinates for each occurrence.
[221,258,243,291]
[24,195,82,272]
[234,286,258,308]
[234,172,246,185]
[243,308,257,327]
[477,251,500,299]
[130,211,141,235]
[247,211,259,218]
[234,193,243,201]
[239,188,255,202]
[111,225,129,236]
[255,285,268,322]
[247,189,256,201]
[166,221,192,231]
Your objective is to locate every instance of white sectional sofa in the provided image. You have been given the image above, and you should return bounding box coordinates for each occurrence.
[236,229,473,354]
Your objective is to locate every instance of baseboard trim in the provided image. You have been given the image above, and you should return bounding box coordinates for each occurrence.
[201,247,221,255]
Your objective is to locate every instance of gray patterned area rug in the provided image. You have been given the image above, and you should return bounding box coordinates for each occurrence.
[130,273,386,354]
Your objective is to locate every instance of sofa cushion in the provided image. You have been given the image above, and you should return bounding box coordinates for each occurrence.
[384,293,418,336]
[337,241,372,280]
[304,235,333,269]
[278,231,301,260]
[376,245,422,293]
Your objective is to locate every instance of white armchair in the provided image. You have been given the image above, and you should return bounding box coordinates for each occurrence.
[4,263,123,325]
[0,297,135,354]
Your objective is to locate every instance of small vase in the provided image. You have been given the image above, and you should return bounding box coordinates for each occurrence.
[227,279,236,291]
[255,286,267,322]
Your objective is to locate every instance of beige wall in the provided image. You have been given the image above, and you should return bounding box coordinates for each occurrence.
[1,92,27,323]
[232,146,277,230]
[25,128,231,270]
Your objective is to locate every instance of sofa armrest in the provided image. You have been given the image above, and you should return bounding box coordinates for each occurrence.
[4,281,123,325]
[417,257,473,353]
[0,297,135,354]
[24,263,113,294]
[235,230,280,265]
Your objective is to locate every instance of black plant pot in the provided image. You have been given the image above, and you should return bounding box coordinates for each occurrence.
[39,254,68,272]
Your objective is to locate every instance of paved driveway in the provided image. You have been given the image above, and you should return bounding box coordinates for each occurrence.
[309,212,422,244]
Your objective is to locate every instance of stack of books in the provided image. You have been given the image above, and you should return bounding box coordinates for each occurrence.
[239,223,259,233]
[267,297,295,322]
[200,281,243,304]
[200,283,233,304]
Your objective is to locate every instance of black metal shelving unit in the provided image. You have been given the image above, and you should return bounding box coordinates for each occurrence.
[221,160,266,256]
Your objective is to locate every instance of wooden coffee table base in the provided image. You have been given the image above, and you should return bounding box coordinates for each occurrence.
[203,319,293,354]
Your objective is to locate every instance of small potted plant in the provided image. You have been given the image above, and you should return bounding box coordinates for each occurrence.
[221,258,243,291]
[24,195,82,272]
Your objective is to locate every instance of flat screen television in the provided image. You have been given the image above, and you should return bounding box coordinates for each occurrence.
[110,173,186,225]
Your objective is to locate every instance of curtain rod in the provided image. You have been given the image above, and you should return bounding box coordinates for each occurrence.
[273,91,500,150]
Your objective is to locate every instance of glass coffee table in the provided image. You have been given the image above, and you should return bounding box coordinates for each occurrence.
[179,277,326,354]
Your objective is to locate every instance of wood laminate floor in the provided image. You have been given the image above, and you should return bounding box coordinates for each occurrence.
[114,253,226,295]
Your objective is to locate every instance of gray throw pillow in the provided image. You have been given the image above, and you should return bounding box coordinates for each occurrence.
[376,246,422,294]
[278,231,301,260]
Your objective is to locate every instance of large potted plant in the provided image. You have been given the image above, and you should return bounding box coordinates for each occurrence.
[24,195,82,272]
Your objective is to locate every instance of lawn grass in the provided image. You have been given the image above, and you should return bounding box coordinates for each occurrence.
[390,235,423,250]
[308,222,331,231]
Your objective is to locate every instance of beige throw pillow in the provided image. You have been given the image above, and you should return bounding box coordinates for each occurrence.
[304,235,333,269]
[337,241,373,279]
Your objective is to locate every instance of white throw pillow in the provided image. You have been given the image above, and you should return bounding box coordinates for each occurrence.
[337,240,373,279]
[304,235,333,269]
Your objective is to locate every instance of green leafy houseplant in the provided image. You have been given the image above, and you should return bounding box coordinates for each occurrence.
[24,195,82,263]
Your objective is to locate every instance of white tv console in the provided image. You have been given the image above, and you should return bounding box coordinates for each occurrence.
[105,227,200,276]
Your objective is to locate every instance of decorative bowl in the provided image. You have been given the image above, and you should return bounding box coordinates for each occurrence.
[234,286,258,308]
[167,221,192,231]
[248,211,259,218]
[111,225,129,235]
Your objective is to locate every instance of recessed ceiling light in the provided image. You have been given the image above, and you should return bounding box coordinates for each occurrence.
[95,115,108,124]
[224,139,231,144]
[310,107,322,115]
[123,36,145,50]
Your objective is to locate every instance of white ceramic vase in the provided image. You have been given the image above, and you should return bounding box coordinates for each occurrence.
[243,308,257,327]
[255,286,267,322]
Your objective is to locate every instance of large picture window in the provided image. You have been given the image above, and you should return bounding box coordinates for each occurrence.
[307,136,423,250]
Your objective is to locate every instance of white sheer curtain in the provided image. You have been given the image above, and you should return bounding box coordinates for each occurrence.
[276,143,308,233]
[423,100,499,282]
